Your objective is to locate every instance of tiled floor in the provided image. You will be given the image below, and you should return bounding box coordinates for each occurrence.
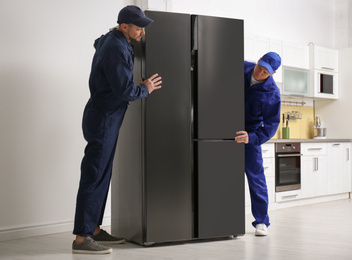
[1,199,352,260]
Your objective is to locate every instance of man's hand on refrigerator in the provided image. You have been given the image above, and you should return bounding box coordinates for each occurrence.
[235,131,248,144]
[141,74,162,94]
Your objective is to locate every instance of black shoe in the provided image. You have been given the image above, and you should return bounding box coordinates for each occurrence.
[92,229,126,244]
[72,237,112,254]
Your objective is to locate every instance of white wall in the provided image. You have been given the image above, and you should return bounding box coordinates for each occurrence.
[314,47,352,138]
[0,0,338,241]
[335,0,352,48]
[0,0,134,241]
[170,0,335,48]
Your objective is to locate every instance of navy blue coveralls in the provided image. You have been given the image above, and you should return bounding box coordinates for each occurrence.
[73,29,149,237]
[244,61,281,227]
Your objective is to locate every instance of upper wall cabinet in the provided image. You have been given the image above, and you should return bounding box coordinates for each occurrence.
[282,42,310,70]
[244,35,268,62]
[270,39,283,85]
[309,45,339,99]
[244,35,283,84]
[311,46,338,72]
[282,66,310,96]
[245,36,340,100]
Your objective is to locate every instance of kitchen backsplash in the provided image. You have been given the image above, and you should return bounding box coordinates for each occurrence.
[272,103,314,139]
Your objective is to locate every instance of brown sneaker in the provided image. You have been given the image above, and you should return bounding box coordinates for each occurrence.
[72,237,112,254]
[92,229,126,244]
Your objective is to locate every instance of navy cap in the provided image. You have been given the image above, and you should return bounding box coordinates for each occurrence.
[258,52,281,74]
[117,5,153,27]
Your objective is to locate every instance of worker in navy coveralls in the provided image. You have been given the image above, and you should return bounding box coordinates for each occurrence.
[72,6,162,254]
[235,52,281,236]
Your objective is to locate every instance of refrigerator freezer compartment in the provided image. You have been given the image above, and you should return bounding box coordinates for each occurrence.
[196,141,245,238]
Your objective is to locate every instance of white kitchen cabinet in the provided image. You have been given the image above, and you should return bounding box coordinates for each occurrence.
[244,35,269,62]
[261,143,275,157]
[244,36,283,92]
[310,46,338,72]
[244,143,275,211]
[244,36,256,62]
[275,189,301,202]
[341,143,351,193]
[327,142,351,194]
[282,66,310,96]
[244,36,283,62]
[270,38,283,85]
[282,42,310,69]
[311,69,338,99]
[301,143,328,198]
[309,45,339,99]
[262,144,275,205]
[281,43,310,97]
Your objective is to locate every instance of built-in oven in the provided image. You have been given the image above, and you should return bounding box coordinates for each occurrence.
[275,142,302,192]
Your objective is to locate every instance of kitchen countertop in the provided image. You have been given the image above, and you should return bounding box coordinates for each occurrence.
[268,138,352,143]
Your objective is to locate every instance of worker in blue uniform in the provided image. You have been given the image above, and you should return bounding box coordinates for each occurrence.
[72,6,162,254]
[235,52,281,236]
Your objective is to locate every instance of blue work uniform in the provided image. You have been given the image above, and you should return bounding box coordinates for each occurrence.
[73,29,149,237]
[244,61,281,227]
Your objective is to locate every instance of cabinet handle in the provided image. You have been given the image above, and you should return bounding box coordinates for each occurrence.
[277,154,303,157]
[282,194,298,199]
[314,157,316,171]
[316,157,319,171]
[308,148,323,151]
[332,143,341,146]
[320,67,335,71]
[313,157,319,171]
[347,148,350,161]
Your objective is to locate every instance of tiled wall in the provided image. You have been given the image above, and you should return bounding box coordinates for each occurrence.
[272,104,315,139]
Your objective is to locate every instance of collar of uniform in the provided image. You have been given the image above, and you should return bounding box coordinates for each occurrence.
[112,29,133,53]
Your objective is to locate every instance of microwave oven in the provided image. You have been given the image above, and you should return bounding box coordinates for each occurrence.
[313,69,338,98]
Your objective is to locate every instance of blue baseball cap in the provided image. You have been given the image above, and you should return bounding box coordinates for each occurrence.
[117,5,153,27]
[258,52,281,74]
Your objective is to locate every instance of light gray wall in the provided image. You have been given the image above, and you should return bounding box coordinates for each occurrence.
[0,0,133,241]
[170,0,335,48]
[0,0,339,241]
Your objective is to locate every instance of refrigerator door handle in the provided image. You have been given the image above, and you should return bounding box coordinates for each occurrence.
[191,15,198,51]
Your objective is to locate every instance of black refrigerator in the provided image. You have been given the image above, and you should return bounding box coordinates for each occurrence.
[111,11,245,245]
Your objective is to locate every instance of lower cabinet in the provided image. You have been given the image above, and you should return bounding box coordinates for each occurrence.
[246,141,351,212]
[244,143,275,211]
[262,144,275,205]
[298,142,351,199]
[327,142,351,194]
[301,143,328,198]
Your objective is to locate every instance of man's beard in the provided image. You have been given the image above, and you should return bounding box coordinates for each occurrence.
[128,33,141,43]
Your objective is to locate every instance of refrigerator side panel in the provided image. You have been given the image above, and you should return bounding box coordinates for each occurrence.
[144,11,193,243]
[196,16,244,139]
[197,141,245,238]
[111,42,144,244]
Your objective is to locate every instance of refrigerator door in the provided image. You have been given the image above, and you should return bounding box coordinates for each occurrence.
[194,15,244,139]
[194,15,245,238]
[143,11,193,243]
[197,141,245,238]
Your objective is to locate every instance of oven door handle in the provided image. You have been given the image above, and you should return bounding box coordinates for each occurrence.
[277,154,303,157]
